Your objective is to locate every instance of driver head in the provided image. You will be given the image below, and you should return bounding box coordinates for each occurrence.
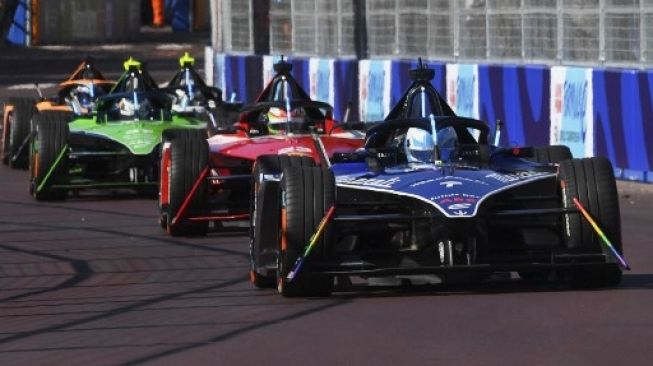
[266,107,305,135]
[404,127,435,163]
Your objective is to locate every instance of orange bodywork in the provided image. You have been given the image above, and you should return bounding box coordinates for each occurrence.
[35,101,73,112]
[159,146,172,206]
[2,105,15,156]
[280,207,287,251]
[58,79,113,88]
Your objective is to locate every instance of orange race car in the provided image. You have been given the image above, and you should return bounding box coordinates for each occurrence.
[1,58,113,169]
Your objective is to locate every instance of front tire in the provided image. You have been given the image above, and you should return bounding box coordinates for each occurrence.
[3,97,35,169]
[30,111,69,201]
[276,166,335,297]
[249,155,315,289]
[559,157,622,287]
[163,129,209,236]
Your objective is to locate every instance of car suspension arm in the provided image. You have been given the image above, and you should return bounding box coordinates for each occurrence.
[36,144,69,193]
[11,130,36,163]
[170,166,209,226]
[572,197,630,270]
[287,205,336,281]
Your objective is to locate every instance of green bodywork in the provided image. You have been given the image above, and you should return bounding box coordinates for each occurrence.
[68,115,205,155]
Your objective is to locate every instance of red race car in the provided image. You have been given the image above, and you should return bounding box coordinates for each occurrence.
[158,59,365,236]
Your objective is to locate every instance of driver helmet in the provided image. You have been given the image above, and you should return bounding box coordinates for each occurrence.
[118,97,135,118]
[72,85,94,110]
[404,127,435,163]
[266,107,305,135]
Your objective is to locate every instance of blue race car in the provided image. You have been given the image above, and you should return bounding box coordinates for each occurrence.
[249,61,625,297]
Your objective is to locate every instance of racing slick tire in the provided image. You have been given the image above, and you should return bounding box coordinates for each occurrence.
[559,157,622,288]
[532,145,572,164]
[276,166,335,297]
[162,129,209,237]
[3,97,35,169]
[249,155,315,289]
[29,111,69,201]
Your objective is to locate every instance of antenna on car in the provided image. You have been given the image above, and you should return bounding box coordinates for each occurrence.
[273,55,292,74]
[409,57,435,82]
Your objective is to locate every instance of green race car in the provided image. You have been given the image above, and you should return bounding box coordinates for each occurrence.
[28,56,210,200]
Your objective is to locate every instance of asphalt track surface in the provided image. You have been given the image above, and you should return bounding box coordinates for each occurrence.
[1,35,653,365]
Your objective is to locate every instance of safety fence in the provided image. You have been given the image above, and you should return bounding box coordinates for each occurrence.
[205,49,653,182]
[217,0,653,69]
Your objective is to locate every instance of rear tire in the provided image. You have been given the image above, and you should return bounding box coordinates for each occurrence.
[164,129,209,236]
[29,111,69,201]
[559,157,622,287]
[249,155,315,289]
[276,166,334,297]
[3,97,35,169]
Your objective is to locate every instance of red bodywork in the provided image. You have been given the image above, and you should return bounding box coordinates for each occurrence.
[207,132,363,167]
[161,59,365,228]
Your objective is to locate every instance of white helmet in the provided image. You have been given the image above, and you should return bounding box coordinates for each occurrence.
[118,98,135,117]
[404,127,435,163]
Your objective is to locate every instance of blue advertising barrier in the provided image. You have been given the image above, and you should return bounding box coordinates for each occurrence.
[164,0,190,31]
[333,60,359,122]
[594,69,653,182]
[478,65,551,147]
[209,51,652,183]
[222,54,263,104]
[6,0,29,46]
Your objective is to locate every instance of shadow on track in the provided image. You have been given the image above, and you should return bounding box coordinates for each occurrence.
[0,243,93,303]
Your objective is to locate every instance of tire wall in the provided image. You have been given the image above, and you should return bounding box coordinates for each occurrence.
[206,47,653,183]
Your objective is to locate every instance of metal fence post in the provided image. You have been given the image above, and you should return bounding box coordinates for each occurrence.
[641,0,647,65]
[453,0,459,60]
[556,0,563,64]
[599,0,605,65]
[353,0,367,59]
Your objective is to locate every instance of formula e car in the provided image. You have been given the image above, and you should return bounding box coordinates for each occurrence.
[251,62,625,297]
[165,52,241,133]
[159,59,365,236]
[2,58,113,169]
[28,57,206,201]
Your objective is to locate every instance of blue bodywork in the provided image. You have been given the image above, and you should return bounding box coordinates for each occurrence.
[332,158,556,218]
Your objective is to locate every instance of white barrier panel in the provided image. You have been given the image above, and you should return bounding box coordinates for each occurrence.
[446,64,479,119]
[309,58,335,108]
[262,55,282,86]
[204,46,214,87]
[359,60,391,122]
[550,66,594,158]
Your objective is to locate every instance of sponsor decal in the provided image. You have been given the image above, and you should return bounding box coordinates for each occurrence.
[550,66,593,158]
[337,175,401,188]
[446,64,479,119]
[278,146,313,156]
[440,180,462,188]
[122,129,156,150]
[448,203,471,210]
[431,193,481,202]
[309,58,334,107]
[410,175,488,188]
[485,171,548,183]
[359,60,391,122]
